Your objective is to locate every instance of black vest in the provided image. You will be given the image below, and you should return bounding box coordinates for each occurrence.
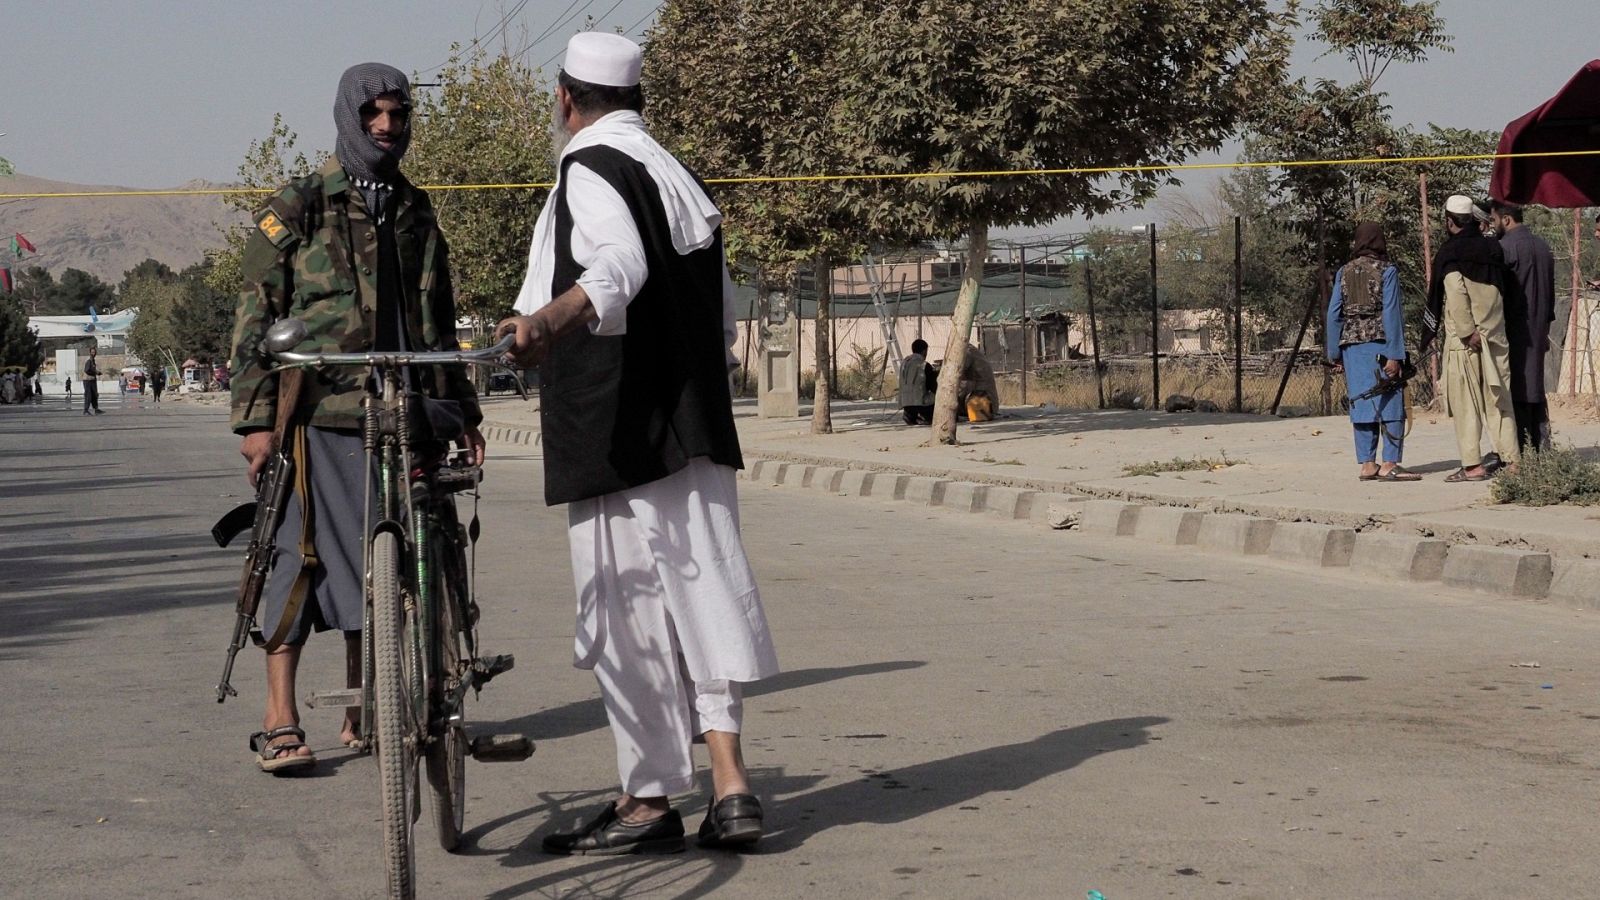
[539,145,743,506]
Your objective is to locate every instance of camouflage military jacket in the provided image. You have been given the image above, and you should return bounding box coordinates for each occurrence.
[229,158,481,433]
[1336,256,1388,346]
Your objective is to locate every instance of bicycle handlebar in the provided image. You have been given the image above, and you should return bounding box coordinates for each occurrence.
[270,334,516,369]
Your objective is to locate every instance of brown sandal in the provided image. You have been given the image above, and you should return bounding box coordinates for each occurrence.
[1376,466,1422,482]
[250,725,316,774]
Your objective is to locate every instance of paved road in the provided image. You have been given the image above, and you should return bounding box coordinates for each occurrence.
[4,400,1600,899]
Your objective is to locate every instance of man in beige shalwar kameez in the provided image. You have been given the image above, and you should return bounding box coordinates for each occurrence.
[1430,195,1519,482]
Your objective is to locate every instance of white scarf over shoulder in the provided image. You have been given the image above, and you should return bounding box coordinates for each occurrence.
[513,110,722,315]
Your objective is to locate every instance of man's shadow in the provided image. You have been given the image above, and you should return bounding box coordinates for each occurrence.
[760,715,1168,851]
[475,716,1164,898]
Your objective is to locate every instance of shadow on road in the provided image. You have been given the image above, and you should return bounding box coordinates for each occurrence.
[464,715,1165,899]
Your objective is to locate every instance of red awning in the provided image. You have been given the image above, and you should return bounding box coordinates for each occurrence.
[1490,60,1600,208]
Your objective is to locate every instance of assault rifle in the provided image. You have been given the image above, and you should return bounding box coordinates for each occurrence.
[210,321,307,703]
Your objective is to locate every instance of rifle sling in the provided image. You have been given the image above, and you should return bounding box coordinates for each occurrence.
[260,425,319,652]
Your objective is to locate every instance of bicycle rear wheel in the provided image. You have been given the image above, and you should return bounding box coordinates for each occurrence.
[426,556,468,851]
[372,530,416,900]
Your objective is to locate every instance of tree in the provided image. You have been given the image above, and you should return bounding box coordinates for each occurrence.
[1244,0,1485,334]
[26,268,115,316]
[833,0,1296,442]
[117,258,176,300]
[406,47,557,338]
[647,0,872,434]
[126,262,235,367]
[10,266,55,317]
[0,293,45,375]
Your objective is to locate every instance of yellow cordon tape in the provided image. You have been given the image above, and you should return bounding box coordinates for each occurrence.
[2,149,1597,200]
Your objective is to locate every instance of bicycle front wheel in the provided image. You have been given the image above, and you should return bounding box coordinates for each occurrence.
[372,530,416,900]
[426,562,468,851]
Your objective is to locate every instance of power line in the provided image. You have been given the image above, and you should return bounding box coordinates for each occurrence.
[533,0,633,71]
[512,0,596,62]
[4,149,1595,200]
[418,0,534,76]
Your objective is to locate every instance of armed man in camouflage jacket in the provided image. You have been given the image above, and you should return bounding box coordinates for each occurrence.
[229,63,485,773]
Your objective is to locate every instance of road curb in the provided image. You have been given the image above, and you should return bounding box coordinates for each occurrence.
[1441,545,1554,599]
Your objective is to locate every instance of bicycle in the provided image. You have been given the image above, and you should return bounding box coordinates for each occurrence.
[259,317,533,899]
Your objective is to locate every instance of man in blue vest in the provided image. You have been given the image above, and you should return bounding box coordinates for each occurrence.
[498,32,778,856]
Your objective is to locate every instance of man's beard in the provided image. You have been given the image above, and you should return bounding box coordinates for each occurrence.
[549,104,572,165]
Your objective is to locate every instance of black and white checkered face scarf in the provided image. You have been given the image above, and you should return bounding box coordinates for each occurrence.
[333,62,411,218]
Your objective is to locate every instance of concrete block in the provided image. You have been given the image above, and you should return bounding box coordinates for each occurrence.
[902,476,951,506]
[759,462,791,485]
[780,464,814,488]
[1548,559,1600,611]
[1030,496,1085,529]
[1350,533,1448,582]
[985,486,1040,520]
[835,470,875,496]
[1081,499,1141,537]
[1196,512,1275,555]
[1441,545,1553,599]
[939,481,988,512]
[747,459,775,481]
[1268,521,1356,567]
[1133,506,1205,545]
[808,466,845,493]
[867,473,910,500]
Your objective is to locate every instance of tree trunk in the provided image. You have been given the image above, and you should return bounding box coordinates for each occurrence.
[811,255,833,434]
[932,222,988,444]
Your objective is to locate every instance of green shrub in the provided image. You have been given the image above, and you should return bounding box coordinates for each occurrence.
[1491,447,1600,506]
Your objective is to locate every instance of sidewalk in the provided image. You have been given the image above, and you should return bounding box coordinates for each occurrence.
[478,396,1600,563]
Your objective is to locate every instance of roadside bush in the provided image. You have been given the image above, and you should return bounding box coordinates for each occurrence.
[1491,447,1600,506]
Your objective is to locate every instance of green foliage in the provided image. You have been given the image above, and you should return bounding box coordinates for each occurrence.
[124,262,233,366]
[207,115,323,303]
[0,293,45,374]
[1242,0,1491,344]
[406,47,556,330]
[1310,0,1452,87]
[648,0,868,284]
[13,267,115,316]
[0,156,13,178]
[1491,447,1600,507]
[831,0,1296,239]
[117,259,175,299]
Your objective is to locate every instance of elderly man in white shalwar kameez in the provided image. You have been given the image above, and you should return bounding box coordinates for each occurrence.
[497,32,779,857]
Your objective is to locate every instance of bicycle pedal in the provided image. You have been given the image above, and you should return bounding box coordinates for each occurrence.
[306,688,363,709]
[472,654,516,684]
[469,734,534,762]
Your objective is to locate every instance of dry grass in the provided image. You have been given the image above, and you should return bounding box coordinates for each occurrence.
[1122,454,1242,477]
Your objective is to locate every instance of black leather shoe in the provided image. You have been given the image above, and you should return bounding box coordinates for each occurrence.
[697,794,763,848]
[542,804,685,856]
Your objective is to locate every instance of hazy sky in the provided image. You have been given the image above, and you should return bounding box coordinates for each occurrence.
[3,1,1596,219]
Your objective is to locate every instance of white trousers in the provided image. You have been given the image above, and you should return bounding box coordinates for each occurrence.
[567,459,778,796]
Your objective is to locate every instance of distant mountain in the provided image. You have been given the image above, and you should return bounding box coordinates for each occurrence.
[0,172,246,285]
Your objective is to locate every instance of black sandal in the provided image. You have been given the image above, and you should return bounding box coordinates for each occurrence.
[249,725,316,775]
[697,794,763,849]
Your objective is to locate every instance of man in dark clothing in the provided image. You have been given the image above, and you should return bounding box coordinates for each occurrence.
[82,348,102,415]
[1492,200,1556,452]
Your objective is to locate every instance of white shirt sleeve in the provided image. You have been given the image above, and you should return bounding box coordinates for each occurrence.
[566,163,648,336]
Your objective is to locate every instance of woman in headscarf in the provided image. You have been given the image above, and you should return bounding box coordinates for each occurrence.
[1327,221,1420,481]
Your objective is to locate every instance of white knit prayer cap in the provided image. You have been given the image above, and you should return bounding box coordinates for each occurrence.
[563,32,642,87]
[1444,194,1474,215]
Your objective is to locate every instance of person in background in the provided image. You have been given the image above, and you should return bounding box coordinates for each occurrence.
[1427,195,1518,482]
[897,338,936,425]
[1491,200,1555,453]
[82,348,102,415]
[1327,222,1419,481]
